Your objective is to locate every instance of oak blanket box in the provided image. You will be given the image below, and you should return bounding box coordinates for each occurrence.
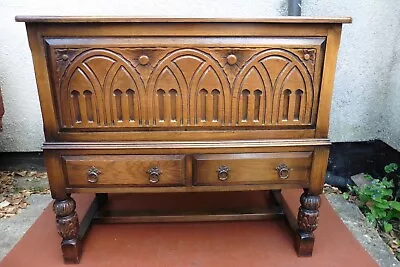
[16,16,351,263]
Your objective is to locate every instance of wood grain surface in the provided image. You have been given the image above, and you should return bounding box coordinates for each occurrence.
[63,155,185,187]
[19,16,349,262]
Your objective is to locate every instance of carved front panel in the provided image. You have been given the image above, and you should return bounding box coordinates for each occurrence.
[47,37,325,130]
[57,49,145,128]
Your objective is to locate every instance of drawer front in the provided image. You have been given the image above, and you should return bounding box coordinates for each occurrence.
[46,37,325,130]
[62,155,185,187]
[193,152,312,186]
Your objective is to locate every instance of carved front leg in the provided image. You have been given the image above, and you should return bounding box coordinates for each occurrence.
[295,190,321,256]
[53,196,81,263]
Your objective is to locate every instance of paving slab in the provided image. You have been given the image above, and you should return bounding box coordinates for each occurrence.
[325,193,399,267]
[0,194,52,261]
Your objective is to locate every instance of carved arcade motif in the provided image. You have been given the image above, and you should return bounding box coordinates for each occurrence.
[147,48,231,126]
[55,46,318,129]
[59,49,145,128]
[205,48,260,86]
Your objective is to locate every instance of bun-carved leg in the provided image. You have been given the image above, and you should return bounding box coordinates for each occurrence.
[53,196,81,263]
[296,190,321,256]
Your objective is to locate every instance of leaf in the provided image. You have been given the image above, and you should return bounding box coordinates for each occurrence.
[14,171,28,177]
[370,206,386,219]
[343,192,349,200]
[383,221,393,232]
[18,202,28,209]
[396,252,400,261]
[0,200,10,208]
[359,194,370,203]
[375,201,390,209]
[386,210,399,220]
[364,174,374,181]
[381,179,394,188]
[381,189,393,197]
[384,163,398,174]
[389,201,400,212]
[366,213,377,226]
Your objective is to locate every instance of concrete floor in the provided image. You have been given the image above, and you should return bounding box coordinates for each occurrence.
[0,194,52,260]
[0,192,398,266]
[325,193,399,267]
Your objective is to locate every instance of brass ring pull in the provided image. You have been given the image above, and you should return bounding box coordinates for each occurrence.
[87,166,101,183]
[147,167,161,184]
[216,165,230,181]
[276,164,290,179]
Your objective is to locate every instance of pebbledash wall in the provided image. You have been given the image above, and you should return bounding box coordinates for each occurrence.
[0,0,399,152]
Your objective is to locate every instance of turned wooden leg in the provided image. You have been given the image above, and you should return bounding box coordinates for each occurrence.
[295,190,321,256]
[53,196,81,263]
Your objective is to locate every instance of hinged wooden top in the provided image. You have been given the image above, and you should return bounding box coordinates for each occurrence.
[15,16,352,24]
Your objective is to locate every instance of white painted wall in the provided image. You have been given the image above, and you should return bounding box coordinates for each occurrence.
[0,0,398,151]
[302,0,400,150]
[384,30,400,150]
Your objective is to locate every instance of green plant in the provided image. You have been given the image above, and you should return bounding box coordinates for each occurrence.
[385,163,400,200]
[348,163,400,233]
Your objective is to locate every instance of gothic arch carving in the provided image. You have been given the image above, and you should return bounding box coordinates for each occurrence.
[233,49,314,125]
[147,49,231,126]
[60,49,145,127]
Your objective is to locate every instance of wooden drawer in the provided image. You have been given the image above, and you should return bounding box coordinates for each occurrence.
[62,155,185,187]
[193,152,312,186]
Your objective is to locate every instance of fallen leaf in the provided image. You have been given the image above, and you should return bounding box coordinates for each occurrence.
[10,198,22,205]
[36,172,47,179]
[15,171,28,177]
[18,202,28,209]
[28,171,37,177]
[4,206,18,213]
[0,200,10,208]
[0,170,49,219]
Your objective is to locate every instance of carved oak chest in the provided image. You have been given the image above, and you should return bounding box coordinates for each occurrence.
[17,16,351,263]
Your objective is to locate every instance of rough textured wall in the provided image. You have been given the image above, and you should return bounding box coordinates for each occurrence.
[303,0,400,150]
[384,32,400,150]
[0,0,399,151]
